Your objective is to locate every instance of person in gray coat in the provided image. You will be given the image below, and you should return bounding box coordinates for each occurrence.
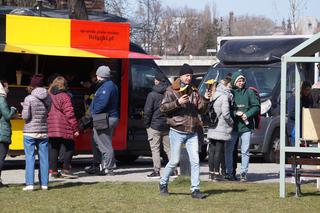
[0,80,17,187]
[207,75,233,181]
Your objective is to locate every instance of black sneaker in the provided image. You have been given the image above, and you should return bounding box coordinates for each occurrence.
[159,184,169,196]
[147,171,161,179]
[84,164,100,175]
[240,173,247,182]
[209,172,219,182]
[224,174,237,181]
[191,189,207,199]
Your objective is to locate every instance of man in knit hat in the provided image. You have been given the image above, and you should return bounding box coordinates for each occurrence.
[159,63,211,199]
[90,65,119,176]
[144,72,177,179]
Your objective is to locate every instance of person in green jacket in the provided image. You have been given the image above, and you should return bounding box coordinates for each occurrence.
[0,80,17,187]
[225,71,260,182]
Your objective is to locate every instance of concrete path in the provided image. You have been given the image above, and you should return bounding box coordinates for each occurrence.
[3,155,318,186]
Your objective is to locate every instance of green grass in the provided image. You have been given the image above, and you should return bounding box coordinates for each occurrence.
[0,177,319,213]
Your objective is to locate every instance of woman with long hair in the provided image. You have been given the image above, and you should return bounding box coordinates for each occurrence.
[47,76,79,178]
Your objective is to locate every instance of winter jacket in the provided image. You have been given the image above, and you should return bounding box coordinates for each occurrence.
[144,82,169,131]
[22,87,49,134]
[207,83,234,141]
[90,79,119,118]
[160,78,209,133]
[47,87,78,140]
[231,71,260,133]
[0,84,16,144]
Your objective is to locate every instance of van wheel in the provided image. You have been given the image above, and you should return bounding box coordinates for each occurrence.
[115,155,139,164]
[264,129,280,163]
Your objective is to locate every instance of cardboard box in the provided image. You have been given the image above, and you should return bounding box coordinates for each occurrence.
[302,108,320,141]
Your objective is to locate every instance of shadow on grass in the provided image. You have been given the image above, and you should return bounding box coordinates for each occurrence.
[71,168,154,177]
[49,182,98,190]
[169,189,247,197]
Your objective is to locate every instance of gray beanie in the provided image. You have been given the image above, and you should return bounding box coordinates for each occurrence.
[96,65,111,78]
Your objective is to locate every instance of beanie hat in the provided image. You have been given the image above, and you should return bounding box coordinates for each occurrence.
[30,74,44,88]
[96,65,111,78]
[155,72,166,82]
[179,64,193,76]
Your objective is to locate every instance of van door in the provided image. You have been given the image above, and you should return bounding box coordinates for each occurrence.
[128,59,162,154]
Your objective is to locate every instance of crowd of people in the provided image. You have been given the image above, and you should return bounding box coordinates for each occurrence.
[0,63,261,200]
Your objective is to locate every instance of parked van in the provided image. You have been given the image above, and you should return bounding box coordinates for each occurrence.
[199,35,315,162]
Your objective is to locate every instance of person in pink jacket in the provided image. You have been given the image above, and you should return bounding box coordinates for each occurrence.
[47,76,79,178]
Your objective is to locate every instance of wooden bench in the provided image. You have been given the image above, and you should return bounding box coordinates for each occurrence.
[285,152,320,197]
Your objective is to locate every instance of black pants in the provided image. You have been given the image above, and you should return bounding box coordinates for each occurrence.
[208,139,225,173]
[0,143,9,174]
[233,138,239,176]
[49,138,74,172]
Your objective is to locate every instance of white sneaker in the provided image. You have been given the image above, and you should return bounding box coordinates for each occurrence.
[22,185,34,191]
[41,185,48,190]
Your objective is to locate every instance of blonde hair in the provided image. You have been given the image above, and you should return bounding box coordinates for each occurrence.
[49,76,68,92]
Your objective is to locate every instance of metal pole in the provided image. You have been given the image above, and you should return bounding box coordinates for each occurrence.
[294,64,301,147]
[35,55,39,74]
[147,0,150,53]
[279,57,287,198]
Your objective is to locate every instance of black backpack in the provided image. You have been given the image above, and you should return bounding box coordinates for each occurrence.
[208,99,218,127]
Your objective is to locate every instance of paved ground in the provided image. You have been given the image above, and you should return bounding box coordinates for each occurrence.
[2,155,319,186]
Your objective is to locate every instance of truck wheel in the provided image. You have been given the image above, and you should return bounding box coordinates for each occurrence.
[264,129,280,163]
[115,155,139,164]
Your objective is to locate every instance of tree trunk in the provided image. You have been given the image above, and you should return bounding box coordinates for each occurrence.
[68,0,88,20]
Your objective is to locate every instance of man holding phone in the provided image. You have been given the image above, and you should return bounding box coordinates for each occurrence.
[159,63,211,199]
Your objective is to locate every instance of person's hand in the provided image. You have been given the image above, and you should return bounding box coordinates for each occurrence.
[178,94,189,105]
[11,106,17,112]
[236,111,244,117]
[204,89,212,99]
[20,102,24,107]
[74,131,80,137]
[241,113,248,121]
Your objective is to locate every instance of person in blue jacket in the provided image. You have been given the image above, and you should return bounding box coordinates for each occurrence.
[90,66,119,176]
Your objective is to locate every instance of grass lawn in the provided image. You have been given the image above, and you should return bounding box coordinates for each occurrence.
[0,177,319,213]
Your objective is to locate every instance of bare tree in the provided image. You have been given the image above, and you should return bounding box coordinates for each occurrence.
[104,0,132,17]
[288,0,307,34]
[68,0,88,19]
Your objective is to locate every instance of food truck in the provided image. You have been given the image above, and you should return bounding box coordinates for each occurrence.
[0,12,167,163]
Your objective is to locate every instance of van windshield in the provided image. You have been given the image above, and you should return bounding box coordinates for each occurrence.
[199,67,280,98]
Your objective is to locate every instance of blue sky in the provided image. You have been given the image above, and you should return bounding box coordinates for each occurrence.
[160,0,319,24]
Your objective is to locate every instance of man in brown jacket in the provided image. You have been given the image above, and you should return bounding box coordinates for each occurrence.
[159,63,211,199]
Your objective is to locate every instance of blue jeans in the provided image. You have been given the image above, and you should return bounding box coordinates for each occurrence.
[160,129,200,192]
[225,131,251,176]
[24,136,49,186]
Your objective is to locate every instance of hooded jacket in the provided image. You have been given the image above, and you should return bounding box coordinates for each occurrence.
[144,82,169,131]
[47,87,78,140]
[0,83,16,143]
[207,83,234,141]
[160,78,209,133]
[22,87,49,134]
[231,71,260,133]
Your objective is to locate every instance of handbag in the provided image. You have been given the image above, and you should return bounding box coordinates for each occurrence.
[92,113,109,130]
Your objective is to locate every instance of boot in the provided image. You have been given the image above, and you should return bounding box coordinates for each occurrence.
[159,183,169,196]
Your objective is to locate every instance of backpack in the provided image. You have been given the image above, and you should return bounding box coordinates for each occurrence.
[208,99,219,127]
[248,86,261,129]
